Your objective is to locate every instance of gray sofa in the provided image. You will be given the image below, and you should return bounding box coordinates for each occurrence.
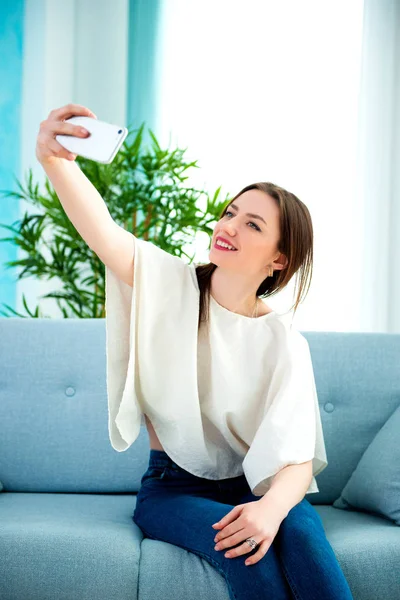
[0,318,399,600]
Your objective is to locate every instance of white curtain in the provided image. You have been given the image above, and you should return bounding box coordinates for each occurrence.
[18,0,130,318]
[354,0,400,333]
[153,0,400,333]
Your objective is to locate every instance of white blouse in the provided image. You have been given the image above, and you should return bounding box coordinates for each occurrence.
[105,235,328,496]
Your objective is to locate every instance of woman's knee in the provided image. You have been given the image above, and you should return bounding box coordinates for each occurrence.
[279,498,326,544]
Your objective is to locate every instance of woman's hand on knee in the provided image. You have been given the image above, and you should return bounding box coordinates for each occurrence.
[212,500,284,566]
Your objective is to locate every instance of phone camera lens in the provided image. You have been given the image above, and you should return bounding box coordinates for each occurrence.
[118,129,122,134]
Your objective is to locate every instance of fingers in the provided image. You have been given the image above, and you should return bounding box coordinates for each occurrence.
[214,525,247,548]
[46,137,76,161]
[49,121,91,138]
[214,526,252,554]
[244,539,270,566]
[215,532,270,566]
[213,505,242,530]
[222,537,261,563]
[49,103,97,122]
[36,103,96,164]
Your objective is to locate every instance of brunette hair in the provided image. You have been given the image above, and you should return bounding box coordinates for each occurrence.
[195,182,313,330]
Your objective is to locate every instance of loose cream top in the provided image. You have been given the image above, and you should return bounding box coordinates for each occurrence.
[105,235,328,496]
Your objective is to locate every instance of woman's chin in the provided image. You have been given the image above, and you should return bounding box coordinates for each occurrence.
[208,248,237,267]
[209,248,223,263]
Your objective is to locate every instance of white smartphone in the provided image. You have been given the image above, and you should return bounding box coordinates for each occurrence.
[55,116,128,164]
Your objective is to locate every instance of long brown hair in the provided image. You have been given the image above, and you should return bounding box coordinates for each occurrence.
[195,182,313,330]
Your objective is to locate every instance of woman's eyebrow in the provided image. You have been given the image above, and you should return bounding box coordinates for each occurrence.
[229,203,268,225]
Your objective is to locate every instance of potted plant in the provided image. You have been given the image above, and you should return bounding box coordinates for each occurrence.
[0,123,229,318]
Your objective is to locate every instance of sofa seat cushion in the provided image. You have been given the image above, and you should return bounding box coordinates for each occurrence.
[2,494,399,600]
[314,505,400,600]
[139,537,230,600]
[0,493,140,600]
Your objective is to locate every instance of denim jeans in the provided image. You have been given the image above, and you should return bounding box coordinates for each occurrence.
[132,450,354,600]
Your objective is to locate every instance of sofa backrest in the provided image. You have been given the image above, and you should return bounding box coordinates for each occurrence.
[1,318,399,504]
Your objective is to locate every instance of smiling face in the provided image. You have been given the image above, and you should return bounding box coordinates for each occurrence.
[209,189,286,279]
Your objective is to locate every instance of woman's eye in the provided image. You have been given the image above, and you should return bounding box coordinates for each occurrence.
[225,211,260,231]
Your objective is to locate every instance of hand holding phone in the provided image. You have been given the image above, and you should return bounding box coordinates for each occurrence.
[56,116,127,164]
[36,103,128,166]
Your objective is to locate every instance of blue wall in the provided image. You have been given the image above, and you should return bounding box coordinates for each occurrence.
[0,0,25,315]
[127,0,161,139]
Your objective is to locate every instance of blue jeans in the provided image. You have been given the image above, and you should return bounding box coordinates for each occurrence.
[132,450,354,600]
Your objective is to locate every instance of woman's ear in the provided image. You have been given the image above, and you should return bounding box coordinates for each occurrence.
[273,253,288,271]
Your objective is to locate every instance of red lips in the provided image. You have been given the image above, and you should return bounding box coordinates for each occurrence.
[215,236,237,249]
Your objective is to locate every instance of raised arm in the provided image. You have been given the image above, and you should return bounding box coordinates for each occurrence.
[36,103,135,287]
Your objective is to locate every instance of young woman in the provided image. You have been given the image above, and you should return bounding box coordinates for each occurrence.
[36,104,353,599]
[105,183,354,600]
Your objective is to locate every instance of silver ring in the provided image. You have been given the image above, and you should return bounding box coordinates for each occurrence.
[245,537,258,549]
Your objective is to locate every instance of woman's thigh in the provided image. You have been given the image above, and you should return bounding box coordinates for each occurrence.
[133,463,293,600]
[133,465,235,560]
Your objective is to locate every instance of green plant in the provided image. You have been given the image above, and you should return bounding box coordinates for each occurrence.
[0,123,229,318]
